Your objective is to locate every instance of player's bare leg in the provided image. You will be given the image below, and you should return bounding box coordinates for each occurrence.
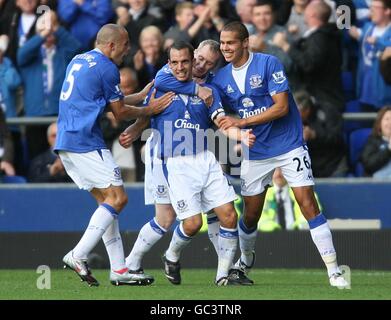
[292,185,348,288]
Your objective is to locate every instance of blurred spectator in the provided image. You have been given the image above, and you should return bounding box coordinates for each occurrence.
[190,0,228,42]
[39,0,57,10]
[273,0,345,112]
[0,0,17,35]
[336,2,359,74]
[0,35,21,120]
[258,168,322,231]
[58,0,113,51]
[0,106,15,177]
[285,0,310,41]
[354,0,372,27]
[250,0,288,40]
[380,46,391,83]
[361,105,391,178]
[17,11,81,160]
[122,0,165,56]
[274,0,293,25]
[164,1,212,49]
[4,0,40,65]
[28,122,71,182]
[132,25,166,89]
[249,0,292,71]
[0,34,24,175]
[235,0,257,34]
[349,0,391,111]
[294,90,348,177]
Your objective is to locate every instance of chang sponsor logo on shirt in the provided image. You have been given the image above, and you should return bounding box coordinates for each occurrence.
[174,110,201,131]
[238,97,266,118]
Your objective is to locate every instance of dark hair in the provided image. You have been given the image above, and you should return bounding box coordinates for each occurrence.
[254,0,275,12]
[372,105,391,137]
[222,21,249,41]
[167,41,194,60]
[374,0,391,10]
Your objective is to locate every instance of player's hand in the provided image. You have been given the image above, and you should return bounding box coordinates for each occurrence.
[147,89,175,115]
[218,116,245,130]
[197,86,213,107]
[119,132,133,149]
[119,123,144,148]
[241,129,256,148]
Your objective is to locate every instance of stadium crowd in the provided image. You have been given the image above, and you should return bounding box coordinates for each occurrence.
[0,0,390,183]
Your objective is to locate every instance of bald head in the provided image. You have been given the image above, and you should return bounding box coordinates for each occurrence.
[96,24,130,65]
[305,0,331,24]
[96,24,128,46]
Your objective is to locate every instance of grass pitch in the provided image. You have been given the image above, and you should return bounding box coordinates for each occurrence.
[0,268,390,300]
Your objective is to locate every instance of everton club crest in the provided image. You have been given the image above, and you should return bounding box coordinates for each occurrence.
[249,74,262,89]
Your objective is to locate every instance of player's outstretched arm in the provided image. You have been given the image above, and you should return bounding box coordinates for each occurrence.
[119,117,150,149]
[155,67,213,106]
[124,80,154,105]
[214,117,256,148]
[110,90,174,121]
[219,92,289,130]
[155,67,197,95]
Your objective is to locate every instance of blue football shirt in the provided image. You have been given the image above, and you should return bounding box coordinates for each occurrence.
[212,52,304,160]
[145,84,224,158]
[55,48,123,153]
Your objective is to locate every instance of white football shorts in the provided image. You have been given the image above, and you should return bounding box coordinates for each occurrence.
[59,149,123,191]
[164,150,237,220]
[144,134,171,205]
[240,145,315,196]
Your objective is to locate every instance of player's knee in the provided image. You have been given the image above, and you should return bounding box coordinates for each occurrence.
[298,196,317,214]
[183,216,202,236]
[112,193,128,212]
[155,205,176,229]
[156,214,175,230]
[219,208,238,229]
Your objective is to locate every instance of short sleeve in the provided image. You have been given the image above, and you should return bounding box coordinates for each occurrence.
[266,56,289,96]
[101,64,124,103]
